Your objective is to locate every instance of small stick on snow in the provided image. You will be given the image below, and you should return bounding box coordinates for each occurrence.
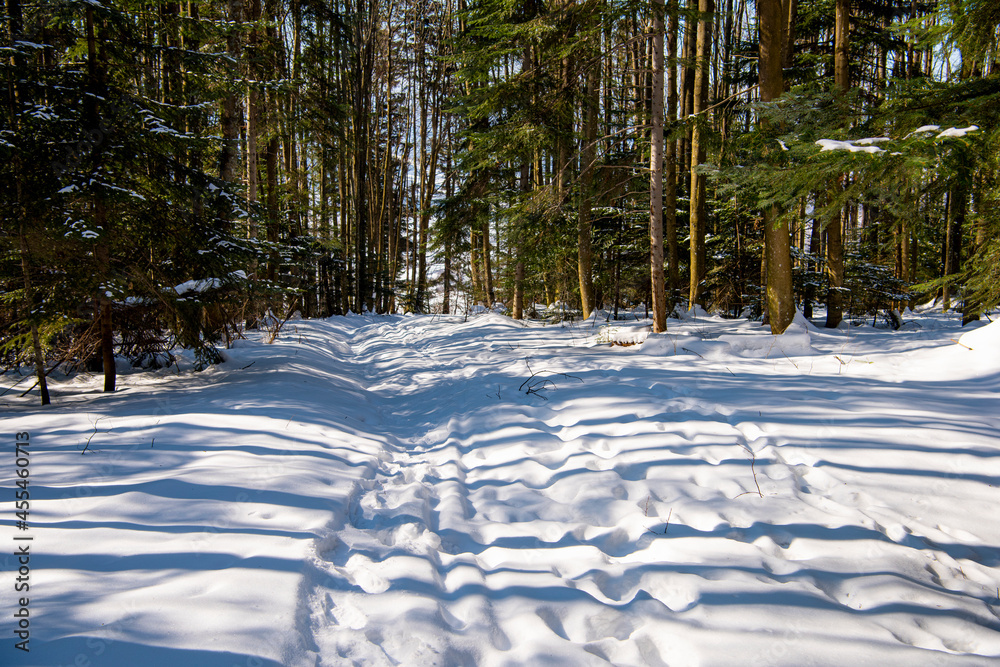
[734,443,764,498]
[951,338,973,351]
[82,415,110,455]
[750,455,763,497]
[781,351,799,369]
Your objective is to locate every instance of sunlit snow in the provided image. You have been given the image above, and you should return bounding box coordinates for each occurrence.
[3,309,1000,666]
[937,125,979,139]
[815,138,886,153]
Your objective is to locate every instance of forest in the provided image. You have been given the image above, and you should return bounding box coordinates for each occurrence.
[3,0,999,403]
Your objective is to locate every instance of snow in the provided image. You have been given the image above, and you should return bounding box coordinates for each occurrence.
[937,126,979,139]
[854,137,890,146]
[173,278,222,295]
[816,139,886,154]
[958,317,1000,353]
[3,311,1000,666]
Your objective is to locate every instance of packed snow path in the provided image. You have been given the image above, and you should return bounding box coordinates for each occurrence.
[4,311,1000,666]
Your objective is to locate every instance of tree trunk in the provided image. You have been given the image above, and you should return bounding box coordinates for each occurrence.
[8,0,50,405]
[834,0,849,91]
[265,131,279,282]
[825,191,845,327]
[85,6,117,390]
[514,260,525,319]
[758,0,795,333]
[680,0,696,180]
[688,0,712,309]
[825,0,849,326]
[943,183,965,311]
[514,154,529,320]
[483,224,495,306]
[665,0,680,297]
[17,224,50,405]
[578,18,599,320]
[650,0,667,331]
[352,2,375,312]
[219,0,243,183]
[246,0,261,212]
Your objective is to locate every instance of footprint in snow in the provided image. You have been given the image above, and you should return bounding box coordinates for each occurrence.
[342,554,390,594]
[643,574,700,613]
[326,595,368,630]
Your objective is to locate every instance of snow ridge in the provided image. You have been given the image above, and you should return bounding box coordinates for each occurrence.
[4,311,1000,666]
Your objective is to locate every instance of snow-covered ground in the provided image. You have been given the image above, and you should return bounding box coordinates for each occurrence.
[3,309,1000,666]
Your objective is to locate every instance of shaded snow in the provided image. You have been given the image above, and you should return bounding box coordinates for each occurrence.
[173,278,222,295]
[3,312,1000,666]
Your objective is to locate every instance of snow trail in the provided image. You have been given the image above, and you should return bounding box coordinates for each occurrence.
[3,311,1000,666]
[294,314,1000,666]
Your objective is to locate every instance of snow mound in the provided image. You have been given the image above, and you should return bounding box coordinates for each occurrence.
[896,316,1000,380]
[719,322,813,358]
[598,324,651,346]
[679,304,711,319]
[792,308,821,331]
[958,318,1000,360]
[640,332,701,355]
[958,317,1000,349]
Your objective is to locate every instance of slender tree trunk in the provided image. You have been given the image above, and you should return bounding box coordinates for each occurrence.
[246,0,261,215]
[578,17,599,320]
[483,224,495,306]
[688,0,712,309]
[555,0,575,209]
[825,193,845,327]
[416,20,430,308]
[18,226,50,405]
[8,0,49,405]
[352,1,375,312]
[85,6,117,390]
[650,0,667,331]
[943,183,965,311]
[680,0,696,194]
[265,131,279,281]
[514,158,528,320]
[665,0,680,297]
[219,0,243,183]
[826,0,849,327]
[834,0,849,91]
[514,259,525,319]
[443,247,452,314]
[804,205,821,318]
